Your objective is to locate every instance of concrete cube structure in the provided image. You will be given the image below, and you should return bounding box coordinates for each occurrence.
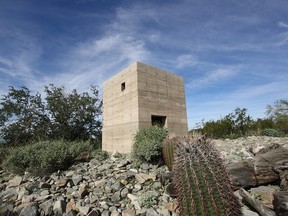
[102,62,188,153]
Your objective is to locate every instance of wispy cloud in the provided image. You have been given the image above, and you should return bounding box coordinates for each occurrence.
[176,54,198,68]
[277,21,288,46]
[188,66,240,88]
[278,21,288,28]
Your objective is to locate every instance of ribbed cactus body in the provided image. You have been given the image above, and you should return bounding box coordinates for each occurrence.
[162,137,177,171]
[172,134,242,216]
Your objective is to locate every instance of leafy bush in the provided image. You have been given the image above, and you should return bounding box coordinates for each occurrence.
[194,108,254,139]
[140,191,158,207]
[0,146,13,165]
[0,85,102,146]
[3,140,95,176]
[261,128,283,137]
[132,126,168,162]
[92,149,109,161]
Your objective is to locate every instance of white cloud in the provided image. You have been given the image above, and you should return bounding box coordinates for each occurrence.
[278,21,288,28]
[176,54,198,68]
[188,66,240,88]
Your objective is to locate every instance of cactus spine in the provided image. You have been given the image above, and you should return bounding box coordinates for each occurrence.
[172,134,242,216]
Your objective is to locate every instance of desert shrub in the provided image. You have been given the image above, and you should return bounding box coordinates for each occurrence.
[194,108,254,139]
[3,140,95,175]
[132,126,168,162]
[140,191,158,207]
[92,149,109,161]
[0,146,13,165]
[261,128,283,137]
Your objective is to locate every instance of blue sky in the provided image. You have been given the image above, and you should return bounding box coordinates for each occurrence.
[0,0,287,129]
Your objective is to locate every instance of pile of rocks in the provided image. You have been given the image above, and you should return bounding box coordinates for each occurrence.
[0,152,176,216]
[213,136,288,164]
[1,136,288,216]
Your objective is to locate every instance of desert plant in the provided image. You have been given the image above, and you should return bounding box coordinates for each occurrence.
[0,146,13,165]
[132,126,168,162]
[0,85,102,146]
[3,140,95,175]
[162,136,178,171]
[261,128,283,137]
[139,191,158,207]
[172,134,242,216]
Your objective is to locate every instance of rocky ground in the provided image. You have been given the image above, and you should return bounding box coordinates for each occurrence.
[0,136,288,216]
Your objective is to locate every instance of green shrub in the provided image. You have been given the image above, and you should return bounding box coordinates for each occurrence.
[3,140,95,176]
[132,126,168,162]
[92,149,109,161]
[140,191,158,207]
[261,128,283,137]
[0,146,13,165]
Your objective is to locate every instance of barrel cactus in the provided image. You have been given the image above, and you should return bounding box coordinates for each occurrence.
[172,134,242,216]
[162,135,178,171]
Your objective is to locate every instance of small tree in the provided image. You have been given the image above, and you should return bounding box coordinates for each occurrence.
[266,99,288,134]
[195,108,254,139]
[45,84,102,141]
[0,86,49,145]
[0,85,102,146]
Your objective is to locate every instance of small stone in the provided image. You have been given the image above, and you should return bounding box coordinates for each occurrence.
[101,210,110,216]
[8,175,22,187]
[117,160,129,168]
[100,201,109,210]
[0,188,17,202]
[79,206,90,215]
[127,194,141,210]
[72,174,83,185]
[122,208,136,216]
[40,189,50,196]
[89,158,101,166]
[241,206,259,216]
[129,169,138,173]
[90,195,99,204]
[79,188,89,198]
[120,188,129,198]
[140,163,150,170]
[22,195,33,203]
[17,188,29,201]
[120,179,128,185]
[94,179,106,187]
[39,199,54,216]
[19,203,39,216]
[111,209,120,216]
[55,178,68,188]
[66,199,76,213]
[250,186,277,208]
[53,198,66,215]
[111,151,122,159]
[146,208,158,216]
[66,170,75,177]
[111,191,121,202]
[135,173,155,184]
[134,184,142,191]
[111,181,124,191]
[152,182,162,189]
[165,202,177,212]
[98,163,113,172]
[160,207,171,216]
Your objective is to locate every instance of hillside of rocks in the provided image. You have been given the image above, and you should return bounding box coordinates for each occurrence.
[0,136,288,216]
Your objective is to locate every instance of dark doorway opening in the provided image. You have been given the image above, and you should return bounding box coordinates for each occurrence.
[151,115,167,127]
